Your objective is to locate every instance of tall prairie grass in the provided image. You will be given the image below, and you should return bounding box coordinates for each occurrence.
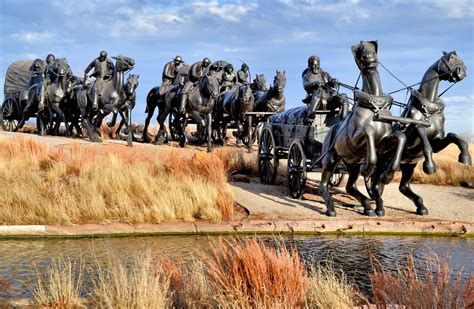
[411,144,474,186]
[0,137,234,225]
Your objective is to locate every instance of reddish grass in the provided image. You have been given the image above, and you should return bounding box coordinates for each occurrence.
[370,253,474,308]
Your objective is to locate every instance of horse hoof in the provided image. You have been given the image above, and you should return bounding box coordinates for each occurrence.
[364,208,376,217]
[423,161,436,175]
[325,210,336,217]
[416,207,429,216]
[65,130,72,137]
[179,136,187,148]
[375,209,385,217]
[459,154,472,165]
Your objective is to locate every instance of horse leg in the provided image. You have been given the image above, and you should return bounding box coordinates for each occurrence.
[125,108,133,147]
[431,133,472,165]
[178,112,189,148]
[371,164,386,217]
[417,126,436,174]
[107,111,118,128]
[52,104,71,136]
[143,105,156,143]
[352,125,377,177]
[191,111,206,142]
[154,110,169,145]
[399,163,428,215]
[206,112,213,152]
[380,131,407,184]
[319,158,338,217]
[345,163,375,216]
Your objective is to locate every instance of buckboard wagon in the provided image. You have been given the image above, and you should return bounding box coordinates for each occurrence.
[258,106,346,197]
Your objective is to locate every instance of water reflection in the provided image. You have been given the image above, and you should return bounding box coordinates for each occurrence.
[0,235,472,300]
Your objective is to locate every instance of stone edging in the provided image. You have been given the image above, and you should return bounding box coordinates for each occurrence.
[0,220,472,238]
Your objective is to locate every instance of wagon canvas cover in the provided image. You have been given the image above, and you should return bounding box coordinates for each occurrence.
[4,60,35,95]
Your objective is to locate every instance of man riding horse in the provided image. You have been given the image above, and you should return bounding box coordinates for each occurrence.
[302,55,349,119]
[220,63,237,92]
[179,57,211,113]
[160,55,184,96]
[84,50,115,111]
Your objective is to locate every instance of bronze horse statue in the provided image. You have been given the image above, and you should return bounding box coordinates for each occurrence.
[213,82,254,146]
[177,72,220,152]
[106,74,139,147]
[319,41,407,217]
[253,71,286,113]
[76,55,135,142]
[43,58,74,136]
[368,51,471,216]
[143,64,189,143]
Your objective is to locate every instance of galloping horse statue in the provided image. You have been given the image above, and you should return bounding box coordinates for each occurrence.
[143,64,189,143]
[177,72,220,152]
[76,55,135,142]
[253,71,286,113]
[319,41,407,217]
[368,51,471,216]
[106,74,139,147]
[213,82,254,146]
[42,58,74,136]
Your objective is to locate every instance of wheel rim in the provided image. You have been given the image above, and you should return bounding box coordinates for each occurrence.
[2,99,19,131]
[258,127,277,184]
[287,142,306,198]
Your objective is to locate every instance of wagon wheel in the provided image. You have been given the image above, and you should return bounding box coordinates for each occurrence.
[364,174,385,200]
[36,108,53,136]
[1,98,19,132]
[329,161,346,187]
[287,140,307,199]
[258,126,278,184]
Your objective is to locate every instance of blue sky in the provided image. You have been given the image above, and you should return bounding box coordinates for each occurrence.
[1,0,473,139]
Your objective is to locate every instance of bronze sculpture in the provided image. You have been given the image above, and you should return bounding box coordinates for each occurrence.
[76,55,135,143]
[367,51,471,216]
[84,50,115,111]
[220,63,237,92]
[250,74,267,91]
[253,71,286,113]
[302,55,349,119]
[179,58,211,114]
[318,41,407,217]
[107,74,139,146]
[237,63,249,84]
[144,63,190,144]
[213,82,254,146]
[142,56,186,143]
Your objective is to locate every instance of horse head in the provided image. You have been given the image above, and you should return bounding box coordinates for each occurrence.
[352,40,378,72]
[200,72,220,100]
[112,55,135,72]
[272,71,286,94]
[54,58,70,78]
[239,83,254,112]
[438,51,466,83]
[125,74,139,98]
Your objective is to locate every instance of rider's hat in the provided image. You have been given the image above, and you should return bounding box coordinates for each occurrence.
[173,55,183,63]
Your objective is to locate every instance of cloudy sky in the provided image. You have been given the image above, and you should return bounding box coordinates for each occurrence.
[1,0,473,138]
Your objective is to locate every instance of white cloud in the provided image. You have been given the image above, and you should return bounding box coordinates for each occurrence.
[193,1,256,22]
[421,0,474,18]
[223,48,247,53]
[10,31,56,43]
[443,95,474,104]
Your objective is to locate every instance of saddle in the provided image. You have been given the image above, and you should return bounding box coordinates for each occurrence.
[411,90,445,115]
[355,90,393,111]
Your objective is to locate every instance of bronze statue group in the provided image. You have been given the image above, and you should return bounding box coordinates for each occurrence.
[2,41,471,217]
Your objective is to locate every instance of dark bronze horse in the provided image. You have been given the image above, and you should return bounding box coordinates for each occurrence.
[319,41,407,217]
[76,55,135,142]
[368,51,471,216]
[177,73,220,152]
[143,64,189,143]
[253,71,286,113]
[106,74,139,146]
[213,83,254,145]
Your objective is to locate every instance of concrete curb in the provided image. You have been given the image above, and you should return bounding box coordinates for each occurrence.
[0,220,472,238]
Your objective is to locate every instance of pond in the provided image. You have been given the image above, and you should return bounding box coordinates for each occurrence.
[0,235,472,300]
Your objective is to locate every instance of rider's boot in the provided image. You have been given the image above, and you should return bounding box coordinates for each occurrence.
[179,93,187,115]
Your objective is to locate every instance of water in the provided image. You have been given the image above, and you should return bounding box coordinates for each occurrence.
[0,235,472,300]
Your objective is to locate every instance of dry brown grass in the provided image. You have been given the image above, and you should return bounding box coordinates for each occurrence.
[91,253,171,309]
[32,257,84,308]
[370,253,474,308]
[411,144,474,186]
[0,136,234,225]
